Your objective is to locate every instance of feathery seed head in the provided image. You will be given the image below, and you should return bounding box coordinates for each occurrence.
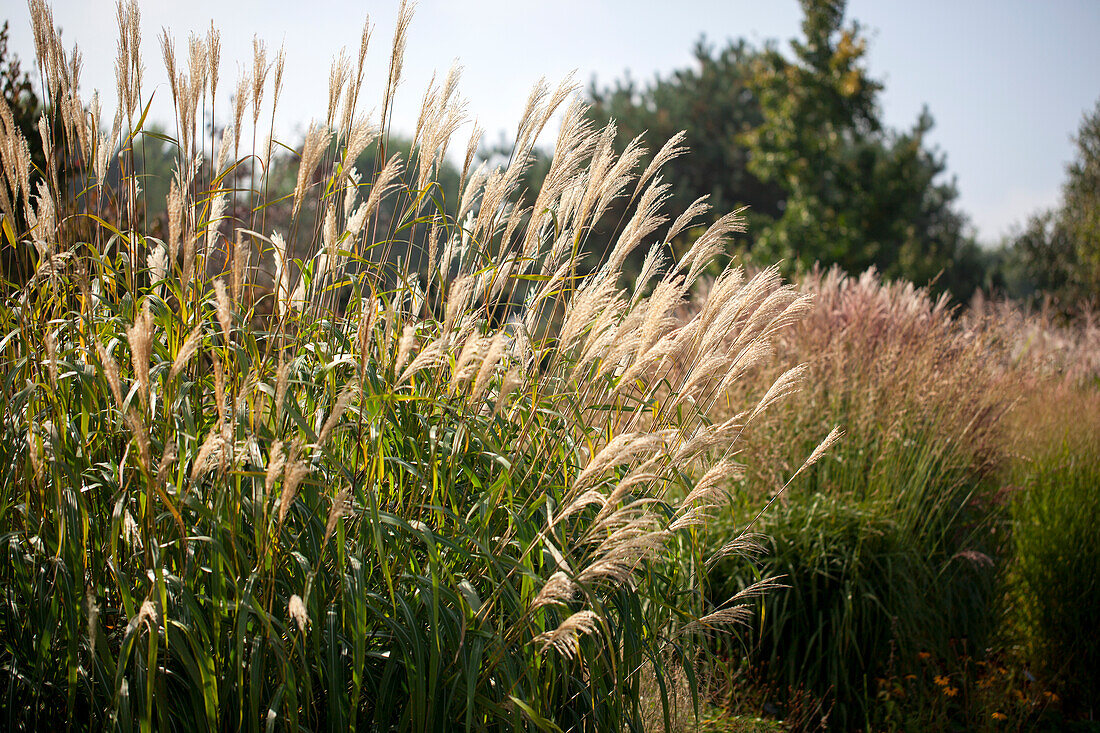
[265,440,285,503]
[169,326,203,381]
[212,353,226,429]
[749,363,809,422]
[44,330,58,388]
[531,571,578,610]
[214,278,232,342]
[381,0,415,127]
[326,47,350,129]
[323,486,351,546]
[134,599,158,630]
[190,428,226,487]
[535,610,600,660]
[232,70,250,155]
[288,594,309,632]
[207,23,221,102]
[127,303,153,408]
[96,344,125,410]
[278,440,309,528]
[251,36,269,125]
[292,123,333,218]
[318,386,356,446]
[274,357,291,417]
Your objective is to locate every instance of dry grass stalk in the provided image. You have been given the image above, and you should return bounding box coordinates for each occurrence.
[127,303,153,408]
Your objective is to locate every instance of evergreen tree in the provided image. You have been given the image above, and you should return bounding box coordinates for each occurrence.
[745,0,983,300]
[588,39,781,225]
[1003,99,1100,310]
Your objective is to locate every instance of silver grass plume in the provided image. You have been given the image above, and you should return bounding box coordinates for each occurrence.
[534,610,600,660]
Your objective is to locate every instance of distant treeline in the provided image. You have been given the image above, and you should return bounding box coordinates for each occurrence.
[494,0,1100,311]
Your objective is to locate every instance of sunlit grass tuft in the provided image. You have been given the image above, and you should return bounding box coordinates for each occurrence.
[0,2,830,729]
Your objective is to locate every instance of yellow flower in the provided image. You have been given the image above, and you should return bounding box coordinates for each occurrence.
[944,686,959,697]
[992,712,1007,721]
[934,675,950,687]
[917,651,932,661]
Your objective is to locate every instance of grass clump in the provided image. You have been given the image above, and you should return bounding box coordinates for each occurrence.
[698,269,1100,730]
[0,2,833,730]
[704,268,1011,729]
[1004,382,1100,718]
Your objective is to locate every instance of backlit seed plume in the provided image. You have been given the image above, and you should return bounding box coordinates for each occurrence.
[749,363,809,422]
[361,154,404,224]
[271,232,291,316]
[149,242,167,297]
[635,130,688,198]
[531,571,578,610]
[397,340,444,385]
[251,36,269,126]
[214,279,232,342]
[288,595,309,633]
[786,426,844,484]
[326,47,350,129]
[681,577,786,636]
[232,70,250,155]
[274,359,290,424]
[264,441,285,503]
[132,600,158,631]
[169,326,203,381]
[157,442,178,485]
[211,355,226,431]
[160,32,178,108]
[318,386,357,446]
[167,177,184,262]
[270,46,285,120]
[44,330,58,388]
[394,325,417,376]
[207,23,220,103]
[96,344,124,410]
[322,486,351,546]
[344,118,379,175]
[186,33,207,129]
[535,610,600,660]
[231,232,248,302]
[381,0,414,130]
[708,533,767,567]
[189,428,225,486]
[573,431,675,492]
[342,17,372,132]
[127,303,153,408]
[292,123,333,218]
[84,594,99,654]
[205,194,226,258]
[278,442,309,528]
[124,407,151,474]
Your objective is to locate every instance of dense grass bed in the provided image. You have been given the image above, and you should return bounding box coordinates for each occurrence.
[2,2,1098,731]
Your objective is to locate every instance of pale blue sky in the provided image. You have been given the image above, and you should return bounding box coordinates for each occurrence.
[6,1,1100,243]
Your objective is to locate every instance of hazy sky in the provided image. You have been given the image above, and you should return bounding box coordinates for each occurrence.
[6,1,1100,243]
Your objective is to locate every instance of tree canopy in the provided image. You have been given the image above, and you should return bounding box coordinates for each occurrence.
[582,0,988,301]
[1002,98,1100,310]
[587,39,781,225]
